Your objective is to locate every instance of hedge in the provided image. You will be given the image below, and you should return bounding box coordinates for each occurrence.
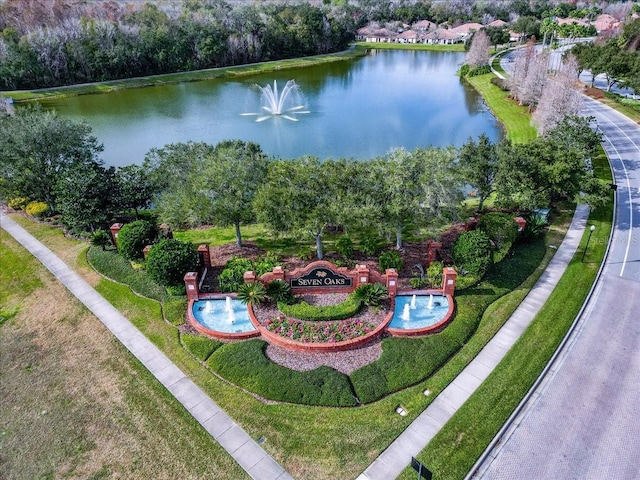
[181,333,223,361]
[207,340,357,407]
[278,295,362,321]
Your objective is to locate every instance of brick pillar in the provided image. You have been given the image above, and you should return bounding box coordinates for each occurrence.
[427,241,442,265]
[197,245,211,267]
[142,245,152,259]
[442,267,457,296]
[271,266,286,282]
[356,264,370,288]
[184,272,199,301]
[110,223,123,248]
[386,268,398,297]
[514,216,527,232]
[243,271,256,284]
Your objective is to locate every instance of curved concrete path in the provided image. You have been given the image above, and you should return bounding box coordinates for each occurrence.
[357,204,590,480]
[0,212,293,480]
[467,98,640,479]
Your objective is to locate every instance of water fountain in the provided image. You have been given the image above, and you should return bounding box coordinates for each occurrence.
[241,80,309,122]
[410,294,417,309]
[427,294,434,310]
[225,296,232,313]
[401,304,411,321]
[204,300,213,314]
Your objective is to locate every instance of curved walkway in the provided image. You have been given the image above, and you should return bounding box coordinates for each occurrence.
[468,97,640,479]
[0,212,293,480]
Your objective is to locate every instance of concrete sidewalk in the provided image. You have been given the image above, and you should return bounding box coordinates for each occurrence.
[356,204,590,480]
[0,212,293,480]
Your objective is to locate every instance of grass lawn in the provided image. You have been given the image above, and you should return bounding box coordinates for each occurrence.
[465,73,537,144]
[397,148,614,480]
[4,203,573,479]
[0,228,248,480]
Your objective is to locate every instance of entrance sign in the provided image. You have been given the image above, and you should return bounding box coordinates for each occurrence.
[290,266,352,289]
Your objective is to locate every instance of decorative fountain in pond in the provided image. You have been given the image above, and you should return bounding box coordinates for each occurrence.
[191,296,258,338]
[241,80,310,122]
[388,292,451,335]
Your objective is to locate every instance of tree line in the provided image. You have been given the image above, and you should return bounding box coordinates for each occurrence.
[0,0,355,89]
[0,106,607,259]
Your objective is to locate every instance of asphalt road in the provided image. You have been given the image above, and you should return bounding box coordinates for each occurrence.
[469,95,640,479]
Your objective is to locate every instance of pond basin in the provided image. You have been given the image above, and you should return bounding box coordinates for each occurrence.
[387,292,454,337]
[190,296,260,340]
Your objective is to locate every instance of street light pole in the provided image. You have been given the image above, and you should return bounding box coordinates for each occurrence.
[581,225,596,262]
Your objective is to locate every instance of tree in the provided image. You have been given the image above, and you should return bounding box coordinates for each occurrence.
[0,105,103,210]
[519,49,549,108]
[532,56,582,135]
[466,30,491,67]
[114,164,154,218]
[196,140,268,247]
[254,157,337,259]
[54,160,117,234]
[458,134,497,211]
[146,238,198,287]
[508,40,536,104]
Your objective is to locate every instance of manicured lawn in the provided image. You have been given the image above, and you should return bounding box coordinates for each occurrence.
[7,205,572,479]
[397,149,613,480]
[0,228,248,480]
[465,73,538,144]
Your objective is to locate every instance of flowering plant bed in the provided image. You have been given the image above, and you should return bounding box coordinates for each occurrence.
[265,315,376,343]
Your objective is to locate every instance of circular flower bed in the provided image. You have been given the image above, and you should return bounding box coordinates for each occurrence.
[265,315,377,343]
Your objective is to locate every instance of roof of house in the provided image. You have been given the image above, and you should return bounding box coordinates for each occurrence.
[424,29,461,41]
[413,20,437,30]
[487,19,508,28]
[449,22,484,35]
[397,29,420,40]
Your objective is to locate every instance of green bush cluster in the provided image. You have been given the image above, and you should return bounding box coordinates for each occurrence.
[146,238,198,287]
[379,249,403,272]
[207,340,357,406]
[478,212,518,250]
[359,233,380,255]
[452,230,493,277]
[218,254,280,293]
[181,333,223,361]
[237,281,267,305]
[278,295,362,321]
[117,220,158,261]
[427,261,444,288]
[335,237,354,258]
[87,246,167,301]
[265,280,294,304]
[7,197,28,210]
[91,230,113,250]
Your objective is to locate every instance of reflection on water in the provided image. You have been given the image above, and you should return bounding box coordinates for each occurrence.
[39,50,504,167]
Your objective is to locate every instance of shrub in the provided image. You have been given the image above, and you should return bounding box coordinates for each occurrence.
[520,213,547,243]
[87,246,166,301]
[410,275,429,289]
[265,280,294,304]
[352,283,388,307]
[91,229,113,250]
[181,333,223,361]
[117,220,158,261]
[335,237,354,258]
[452,230,493,277]
[207,340,357,406]
[278,295,362,321]
[426,261,443,288]
[237,281,267,305]
[25,201,48,218]
[218,254,279,293]
[7,197,28,210]
[490,76,509,91]
[146,238,198,287]
[359,234,380,255]
[478,212,518,250]
[379,249,403,272]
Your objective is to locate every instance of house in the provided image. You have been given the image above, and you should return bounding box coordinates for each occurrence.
[365,28,398,43]
[396,29,420,44]
[412,20,437,32]
[593,14,620,34]
[423,28,463,45]
[487,19,508,28]
[449,22,484,39]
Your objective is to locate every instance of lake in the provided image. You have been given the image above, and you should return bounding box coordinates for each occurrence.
[41,49,504,167]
